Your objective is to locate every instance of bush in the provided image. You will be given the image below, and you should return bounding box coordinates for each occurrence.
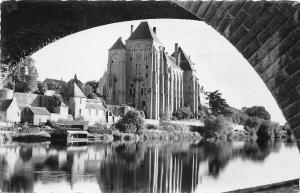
[172,106,193,120]
[115,110,145,134]
[256,121,274,139]
[146,124,160,130]
[159,121,188,132]
[244,117,262,138]
[87,123,111,134]
[203,116,233,139]
[160,107,172,121]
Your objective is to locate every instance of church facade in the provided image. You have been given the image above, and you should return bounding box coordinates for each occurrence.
[98,21,208,119]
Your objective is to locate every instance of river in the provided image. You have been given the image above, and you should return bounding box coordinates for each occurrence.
[0,140,299,193]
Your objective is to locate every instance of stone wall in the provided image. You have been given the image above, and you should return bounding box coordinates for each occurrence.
[106,48,127,104]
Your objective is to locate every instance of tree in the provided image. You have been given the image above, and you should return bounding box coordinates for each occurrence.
[245,106,271,120]
[35,81,46,95]
[172,106,193,120]
[8,57,38,92]
[206,90,231,116]
[85,81,99,93]
[83,84,97,99]
[115,110,145,134]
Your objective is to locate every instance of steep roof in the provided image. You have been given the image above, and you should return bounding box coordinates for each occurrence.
[0,99,13,111]
[65,81,86,98]
[28,106,50,115]
[164,52,181,70]
[127,21,160,43]
[14,92,39,108]
[172,47,195,71]
[43,78,66,84]
[109,37,126,50]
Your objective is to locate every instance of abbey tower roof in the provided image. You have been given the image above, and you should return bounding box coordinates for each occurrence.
[65,81,86,98]
[109,37,126,50]
[127,21,160,43]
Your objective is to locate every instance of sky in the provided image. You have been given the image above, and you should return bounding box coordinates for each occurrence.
[31,19,286,124]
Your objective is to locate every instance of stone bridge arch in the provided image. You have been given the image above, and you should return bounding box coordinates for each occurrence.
[1,1,300,148]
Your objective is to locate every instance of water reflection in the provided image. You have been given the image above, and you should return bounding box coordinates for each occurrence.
[0,140,299,193]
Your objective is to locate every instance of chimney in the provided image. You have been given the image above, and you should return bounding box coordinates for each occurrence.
[175,43,178,53]
[130,25,134,35]
[153,27,156,34]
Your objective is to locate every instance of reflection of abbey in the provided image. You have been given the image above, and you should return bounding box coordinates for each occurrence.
[98,21,208,119]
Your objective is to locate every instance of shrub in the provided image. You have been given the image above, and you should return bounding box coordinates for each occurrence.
[172,106,193,120]
[146,124,160,130]
[160,107,172,121]
[256,120,277,140]
[159,121,188,132]
[203,116,233,139]
[115,110,145,134]
[244,117,262,138]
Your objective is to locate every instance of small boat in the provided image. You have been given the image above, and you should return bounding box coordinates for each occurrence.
[51,128,88,143]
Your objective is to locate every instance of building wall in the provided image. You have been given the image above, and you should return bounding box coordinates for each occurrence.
[0,111,6,121]
[183,70,194,112]
[125,40,162,119]
[33,114,50,125]
[65,97,86,119]
[97,71,107,97]
[84,108,106,124]
[6,98,21,123]
[106,48,127,104]
[53,106,69,119]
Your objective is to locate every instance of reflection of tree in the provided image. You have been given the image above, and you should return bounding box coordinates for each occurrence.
[114,143,145,169]
[242,139,275,162]
[1,171,34,193]
[19,147,32,162]
[205,142,233,178]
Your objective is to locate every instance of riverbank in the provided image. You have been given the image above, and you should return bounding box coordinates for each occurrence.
[225,179,299,193]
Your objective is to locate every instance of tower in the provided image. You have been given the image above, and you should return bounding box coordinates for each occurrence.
[64,75,86,119]
[106,37,127,104]
[125,21,162,119]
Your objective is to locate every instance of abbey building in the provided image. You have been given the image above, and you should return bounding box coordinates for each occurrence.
[98,21,208,119]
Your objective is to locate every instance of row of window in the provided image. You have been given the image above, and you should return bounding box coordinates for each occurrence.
[79,109,102,116]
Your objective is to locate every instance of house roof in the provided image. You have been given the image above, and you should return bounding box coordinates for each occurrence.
[58,120,88,125]
[28,106,50,115]
[0,99,13,111]
[86,102,106,110]
[14,92,38,108]
[43,78,67,87]
[109,37,126,50]
[127,21,160,43]
[65,81,86,98]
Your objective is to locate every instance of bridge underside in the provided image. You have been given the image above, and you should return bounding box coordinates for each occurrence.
[1,1,300,149]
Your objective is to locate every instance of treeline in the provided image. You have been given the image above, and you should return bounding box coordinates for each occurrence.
[5,57,100,99]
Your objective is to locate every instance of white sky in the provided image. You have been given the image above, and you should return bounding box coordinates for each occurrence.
[31,19,286,124]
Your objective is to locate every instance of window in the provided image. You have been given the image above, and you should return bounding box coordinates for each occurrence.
[111,60,113,63]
